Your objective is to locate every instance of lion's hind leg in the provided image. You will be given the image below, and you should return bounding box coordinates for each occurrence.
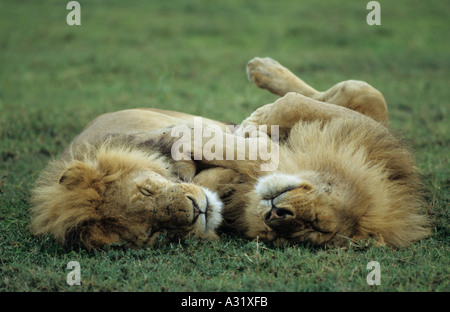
[247,57,388,125]
[247,57,319,98]
[315,80,388,125]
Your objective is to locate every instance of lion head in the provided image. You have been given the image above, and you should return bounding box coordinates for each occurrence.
[226,119,430,247]
[30,143,222,250]
[251,172,354,247]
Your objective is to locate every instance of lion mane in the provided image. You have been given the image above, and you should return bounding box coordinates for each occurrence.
[192,57,431,248]
[29,57,431,250]
[201,117,430,247]
[30,140,223,250]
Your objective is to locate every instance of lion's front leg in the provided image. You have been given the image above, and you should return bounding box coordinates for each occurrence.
[233,102,281,138]
[193,167,243,198]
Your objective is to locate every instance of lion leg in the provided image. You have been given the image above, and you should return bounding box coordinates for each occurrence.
[193,167,243,197]
[247,57,388,125]
[179,127,275,179]
[247,57,319,97]
[238,92,377,138]
[315,80,388,125]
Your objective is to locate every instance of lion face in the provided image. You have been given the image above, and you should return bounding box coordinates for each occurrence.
[30,145,223,250]
[89,169,223,249]
[250,172,350,246]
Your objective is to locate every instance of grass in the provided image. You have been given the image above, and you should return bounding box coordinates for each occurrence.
[0,0,448,292]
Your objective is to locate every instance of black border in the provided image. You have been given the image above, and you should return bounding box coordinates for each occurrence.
[0,292,445,310]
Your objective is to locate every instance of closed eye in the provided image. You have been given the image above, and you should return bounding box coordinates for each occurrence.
[140,188,153,197]
[261,186,296,200]
[187,196,199,211]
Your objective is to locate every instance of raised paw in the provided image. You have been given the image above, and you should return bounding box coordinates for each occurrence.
[247,57,318,97]
[247,57,290,96]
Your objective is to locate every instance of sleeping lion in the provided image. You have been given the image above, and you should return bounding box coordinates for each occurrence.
[30,110,225,250]
[30,57,430,249]
[194,57,430,247]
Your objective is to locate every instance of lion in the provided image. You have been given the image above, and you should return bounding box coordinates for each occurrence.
[191,57,430,247]
[30,57,430,250]
[30,109,225,250]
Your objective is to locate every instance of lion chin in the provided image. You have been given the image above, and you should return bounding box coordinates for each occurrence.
[30,142,223,250]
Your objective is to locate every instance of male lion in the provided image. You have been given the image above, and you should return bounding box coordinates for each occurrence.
[30,110,225,250]
[191,57,430,247]
[30,57,430,250]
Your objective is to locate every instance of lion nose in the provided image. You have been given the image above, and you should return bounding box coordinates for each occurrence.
[266,201,294,222]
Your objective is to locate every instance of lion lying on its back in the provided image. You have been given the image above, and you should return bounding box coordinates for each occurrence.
[193,57,430,247]
[196,115,429,247]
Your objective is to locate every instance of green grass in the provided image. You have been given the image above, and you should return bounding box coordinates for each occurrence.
[0,0,448,292]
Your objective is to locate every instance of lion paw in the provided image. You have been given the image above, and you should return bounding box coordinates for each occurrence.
[234,121,260,138]
[247,57,296,96]
[247,57,282,87]
[234,106,273,139]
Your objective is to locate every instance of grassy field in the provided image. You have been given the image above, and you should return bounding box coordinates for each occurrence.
[0,0,448,293]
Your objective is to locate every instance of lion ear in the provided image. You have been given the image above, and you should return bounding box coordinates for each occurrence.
[59,161,98,190]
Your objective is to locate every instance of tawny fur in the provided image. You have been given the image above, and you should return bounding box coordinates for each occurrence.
[199,117,429,247]
[30,57,430,250]
[193,57,430,247]
[30,141,222,250]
